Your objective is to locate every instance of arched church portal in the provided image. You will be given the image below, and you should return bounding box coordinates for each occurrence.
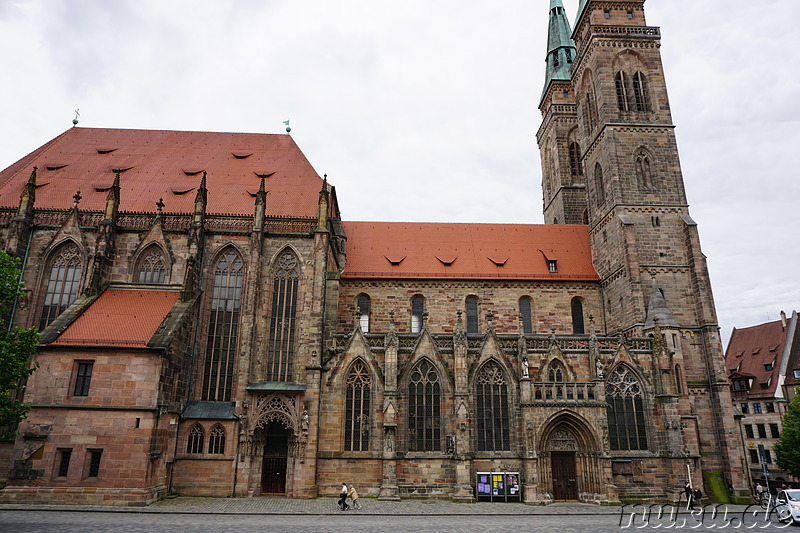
[259,422,290,494]
[540,414,603,502]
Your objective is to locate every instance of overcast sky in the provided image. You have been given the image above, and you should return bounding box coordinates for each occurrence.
[0,0,797,345]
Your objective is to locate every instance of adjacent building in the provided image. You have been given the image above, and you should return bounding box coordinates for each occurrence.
[0,0,749,505]
[726,311,800,489]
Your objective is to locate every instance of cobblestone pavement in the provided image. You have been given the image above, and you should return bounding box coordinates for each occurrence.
[0,507,792,533]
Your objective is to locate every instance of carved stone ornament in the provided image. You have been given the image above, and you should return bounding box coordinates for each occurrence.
[549,428,577,451]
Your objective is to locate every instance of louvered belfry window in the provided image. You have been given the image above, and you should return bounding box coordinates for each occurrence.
[606,366,648,450]
[476,361,510,452]
[267,251,299,382]
[202,250,243,401]
[39,242,82,330]
[408,360,441,452]
[344,360,371,451]
[136,245,167,283]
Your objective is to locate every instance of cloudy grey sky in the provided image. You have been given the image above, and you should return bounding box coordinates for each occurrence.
[0,0,797,345]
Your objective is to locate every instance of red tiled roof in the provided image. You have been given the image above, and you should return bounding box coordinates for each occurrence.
[51,288,180,347]
[725,319,788,398]
[341,222,598,280]
[0,128,324,218]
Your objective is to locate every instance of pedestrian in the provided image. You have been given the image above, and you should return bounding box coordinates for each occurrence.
[693,487,702,509]
[338,482,349,511]
[755,482,764,502]
[348,484,361,510]
[684,481,694,509]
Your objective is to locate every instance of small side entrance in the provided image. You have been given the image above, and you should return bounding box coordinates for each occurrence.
[551,451,577,500]
[260,423,289,494]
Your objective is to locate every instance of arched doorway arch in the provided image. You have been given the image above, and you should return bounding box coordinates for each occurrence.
[248,393,304,496]
[538,412,603,502]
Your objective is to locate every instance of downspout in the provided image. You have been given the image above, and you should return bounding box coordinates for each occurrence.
[699,325,732,491]
[170,253,206,495]
[8,230,33,330]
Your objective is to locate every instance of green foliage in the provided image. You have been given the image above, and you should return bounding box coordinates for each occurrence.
[0,250,39,439]
[775,393,800,478]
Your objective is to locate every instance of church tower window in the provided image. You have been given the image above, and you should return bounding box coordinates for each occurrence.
[594,163,605,204]
[632,72,650,112]
[476,361,510,451]
[202,249,243,401]
[267,251,299,382]
[465,296,479,333]
[135,245,167,283]
[358,294,370,333]
[568,141,582,181]
[411,295,424,333]
[606,366,648,450]
[408,360,441,452]
[344,360,371,452]
[571,297,585,334]
[519,297,533,335]
[636,151,653,189]
[615,71,630,111]
[39,242,82,330]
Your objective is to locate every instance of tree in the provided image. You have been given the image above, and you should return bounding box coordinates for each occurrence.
[775,393,800,478]
[0,250,39,439]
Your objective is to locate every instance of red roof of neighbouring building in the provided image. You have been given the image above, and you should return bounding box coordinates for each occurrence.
[50,288,180,347]
[725,319,789,399]
[341,221,598,280]
[0,127,325,218]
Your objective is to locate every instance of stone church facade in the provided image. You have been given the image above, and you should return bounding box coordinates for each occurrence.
[0,0,748,505]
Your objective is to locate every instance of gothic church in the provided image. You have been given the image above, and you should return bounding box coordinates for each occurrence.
[0,0,748,505]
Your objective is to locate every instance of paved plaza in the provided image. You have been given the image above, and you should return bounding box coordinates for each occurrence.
[0,497,793,532]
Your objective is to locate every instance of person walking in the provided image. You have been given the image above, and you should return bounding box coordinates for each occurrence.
[755,482,764,503]
[348,484,361,510]
[338,482,349,511]
[693,487,703,509]
[684,481,694,509]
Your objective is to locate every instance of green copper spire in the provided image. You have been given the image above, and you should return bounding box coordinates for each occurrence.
[540,0,577,104]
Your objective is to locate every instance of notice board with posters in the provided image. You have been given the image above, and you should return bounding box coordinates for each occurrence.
[475,472,521,502]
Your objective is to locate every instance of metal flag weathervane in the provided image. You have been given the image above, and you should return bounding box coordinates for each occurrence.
[72,109,80,126]
[283,119,291,133]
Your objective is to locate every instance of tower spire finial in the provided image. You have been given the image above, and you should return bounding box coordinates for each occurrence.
[540,0,577,105]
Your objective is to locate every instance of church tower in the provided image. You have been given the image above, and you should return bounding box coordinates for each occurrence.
[562,0,748,498]
[537,0,586,225]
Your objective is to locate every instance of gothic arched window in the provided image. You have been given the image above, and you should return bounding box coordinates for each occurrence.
[615,71,630,111]
[408,360,441,452]
[411,295,424,334]
[606,366,648,450]
[632,72,650,112]
[476,361,510,452]
[466,296,479,334]
[267,251,300,382]
[187,424,205,454]
[344,360,371,452]
[548,360,566,382]
[135,245,167,283]
[571,297,585,334]
[39,242,82,330]
[568,141,582,182]
[208,424,226,454]
[201,249,243,401]
[519,297,533,335]
[636,151,653,189]
[358,294,370,333]
[594,163,605,204]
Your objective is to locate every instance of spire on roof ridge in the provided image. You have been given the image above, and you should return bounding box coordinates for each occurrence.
[540,0,577,104]
[644,278,679,330]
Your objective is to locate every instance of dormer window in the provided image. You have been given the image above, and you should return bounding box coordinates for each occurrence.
[794,369,800,378]
[764,362,774,371]
[548,260,557,273]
